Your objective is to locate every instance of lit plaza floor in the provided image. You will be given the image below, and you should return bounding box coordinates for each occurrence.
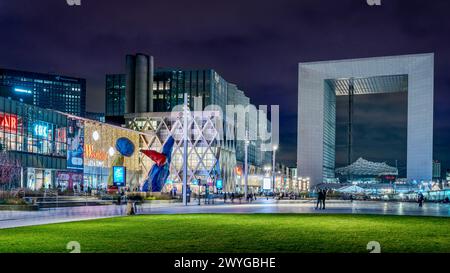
[1,199,449,229]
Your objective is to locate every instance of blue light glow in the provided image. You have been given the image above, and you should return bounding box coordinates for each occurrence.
[14,88,32,94]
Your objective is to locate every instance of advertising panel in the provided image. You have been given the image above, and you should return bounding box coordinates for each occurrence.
[67,118,84,169]
[263,177,272,190]
[113,166,126,187]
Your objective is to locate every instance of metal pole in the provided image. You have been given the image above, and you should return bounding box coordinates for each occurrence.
[272,148,276,193]
[244,130,249,201]
[182,94,188,206]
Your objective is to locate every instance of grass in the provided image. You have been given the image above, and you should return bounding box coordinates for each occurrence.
[0,214,449,253]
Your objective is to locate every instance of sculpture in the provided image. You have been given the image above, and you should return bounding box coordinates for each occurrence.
[141,136,175,192]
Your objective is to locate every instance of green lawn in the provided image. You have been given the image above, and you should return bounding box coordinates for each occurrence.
[0,214,449,253]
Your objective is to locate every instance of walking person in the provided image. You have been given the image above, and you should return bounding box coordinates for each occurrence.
[322,189,327,210]
[315,189,323,210]
[224,192,227,203]
[418,192,424,208]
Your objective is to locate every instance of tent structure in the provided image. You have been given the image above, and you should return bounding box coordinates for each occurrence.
[335,158,398,176]
[336,185,366,194]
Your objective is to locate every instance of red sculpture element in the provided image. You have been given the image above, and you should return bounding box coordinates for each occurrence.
[141,150,167,167]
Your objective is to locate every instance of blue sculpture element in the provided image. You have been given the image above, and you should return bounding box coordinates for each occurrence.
[115,137,135,157]
[141,136,175,192]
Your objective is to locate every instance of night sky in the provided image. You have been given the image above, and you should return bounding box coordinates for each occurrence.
[0,0,449,173]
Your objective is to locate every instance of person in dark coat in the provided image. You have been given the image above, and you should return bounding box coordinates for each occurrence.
[315,190,323,210]
[418,192,424,207]
[322,189,327,209]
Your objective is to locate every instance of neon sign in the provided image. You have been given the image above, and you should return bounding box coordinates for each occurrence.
[34,123,49,138]
[0,114,18,133]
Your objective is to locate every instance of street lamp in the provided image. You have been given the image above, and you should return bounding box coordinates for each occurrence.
[272,145,278,193]
[244,130,249,201]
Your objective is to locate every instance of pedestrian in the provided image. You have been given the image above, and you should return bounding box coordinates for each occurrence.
[418,192,424,207]
[322,189,327,209]
[231,192,235,203]
[315,189,323,210]
[224,192,227,203]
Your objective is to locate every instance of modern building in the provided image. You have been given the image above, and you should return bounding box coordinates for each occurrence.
[298,54,434,188]
[0,68,86,116]
[0,96,67,190]
[0,94,147,191]
[105,74,126,117]
[66,115,143,191]
[105,54,273,192]
[125,110,237,193]
[433,160,441,180]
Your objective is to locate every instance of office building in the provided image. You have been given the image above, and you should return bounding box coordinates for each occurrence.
[298,54,434,188]
[433,160,441,179]
[0,68,86,116]
[105,74,126,117]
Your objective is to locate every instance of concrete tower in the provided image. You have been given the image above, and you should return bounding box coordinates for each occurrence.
[125,53,154,113]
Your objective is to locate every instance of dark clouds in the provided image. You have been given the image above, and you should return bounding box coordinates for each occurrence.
[0,0,450,170]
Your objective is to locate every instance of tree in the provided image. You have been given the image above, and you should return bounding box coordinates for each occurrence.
[0,152,21,191]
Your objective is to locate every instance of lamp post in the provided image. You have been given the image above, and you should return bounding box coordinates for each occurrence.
[182,93,188,206]
[272,145,278,193]
[244,130,249,201]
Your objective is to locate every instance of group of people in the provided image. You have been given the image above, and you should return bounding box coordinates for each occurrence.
[315,189,328,210]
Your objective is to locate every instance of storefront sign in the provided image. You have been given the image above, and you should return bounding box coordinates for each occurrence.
[113,166,126,187]
[0,113,18,133]
[85,144,108,161]
[34,123,49,137]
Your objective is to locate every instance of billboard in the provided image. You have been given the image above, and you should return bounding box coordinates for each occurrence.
[113,166,126,187]
[67,118,84,169]
[263,177,272,190]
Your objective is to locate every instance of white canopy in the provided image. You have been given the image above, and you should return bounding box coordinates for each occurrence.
[336,185,366,194]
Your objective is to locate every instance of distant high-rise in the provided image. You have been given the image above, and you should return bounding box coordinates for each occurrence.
[433,160,441,179]
[105,74,126,117]
[0,68,86,116]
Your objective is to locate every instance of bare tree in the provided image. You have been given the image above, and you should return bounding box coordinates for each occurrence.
[0,152,21,191]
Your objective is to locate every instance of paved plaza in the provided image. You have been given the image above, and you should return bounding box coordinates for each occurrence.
[1,199,449,229]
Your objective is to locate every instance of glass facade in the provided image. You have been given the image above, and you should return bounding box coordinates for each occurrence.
[0,68,86,117]
[105,74,126,117]
[152,69,228,112]
[323,81,336,180]
[0,96,67,189]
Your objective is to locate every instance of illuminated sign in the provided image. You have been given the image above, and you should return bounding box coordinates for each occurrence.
[263,177,272,190]
[113,166,126,186]
[0,113,18,133]
[85,144,108,161]
[216,179,223,190]
[14,88,32,94]
[34,123,49,138]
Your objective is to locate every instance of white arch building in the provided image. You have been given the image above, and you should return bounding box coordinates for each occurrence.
[297,53,434,188]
